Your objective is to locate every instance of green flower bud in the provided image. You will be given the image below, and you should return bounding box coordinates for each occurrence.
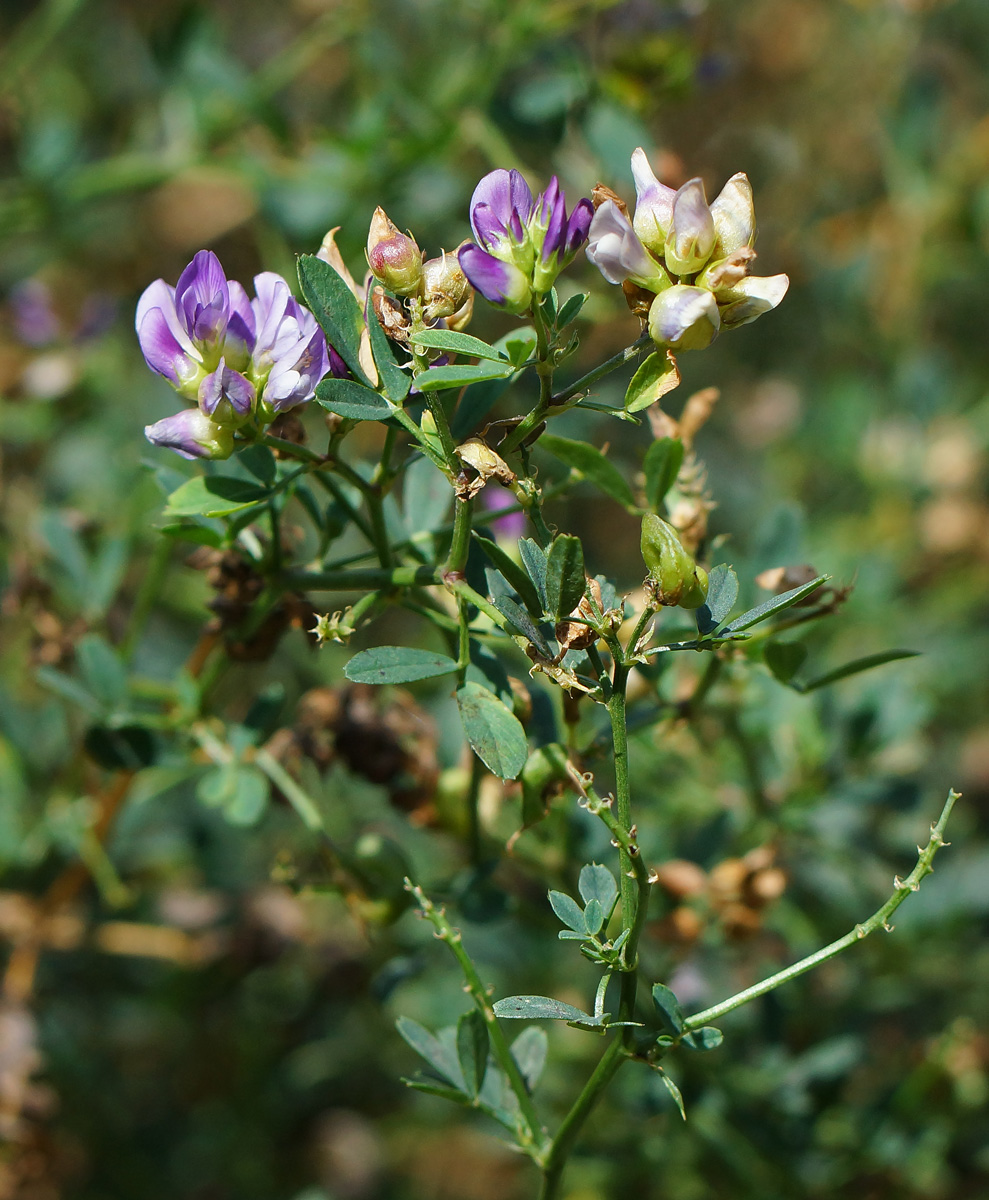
[640,513,709,608]
[422,245,473,322]
[366,207,424,297]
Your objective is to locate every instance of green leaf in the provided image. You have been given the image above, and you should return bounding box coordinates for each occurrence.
[682,1026,724,1052]
[456,1009,489,1098]
[396,1017,464,1089]
[578,864,618,913]
[83,725,157,770]
[345,647,459,685]
[297,254,371,385]
[491,595,554,658]
[540,434,635,509]
[499,327,538,367]
[643,438,684,511]
[402,1076,470,1105]
[35,667,101,714]
[511,1027,548,1091]
[652,983,685,1034]
[725,575,830,633]
[548,889,587,933]
[473,533,543,617]
[493,995,594,1022]
[237,444,277,486]
[583,898,604,936]
[467,641,514,708]
[412,361,515,392]
[160,522,225,548]
[411,328,508,362]
[518,538,548,608]
[556,292,589,328]
[657,1069,687,1120]
[456,682,528,780]
[624,350,680,414]
[764,640,808,685]
[365,296,412,402]
[545,535,586,620]
[696,564,739,635]
[164,475,269,519]
[315,377,393,420]
[798,649,919,694]
[75,634,127,708]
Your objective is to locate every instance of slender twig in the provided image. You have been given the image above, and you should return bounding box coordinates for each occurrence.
[682,790,961,1031]
[550,333,651,407]
[405,881,549,1156]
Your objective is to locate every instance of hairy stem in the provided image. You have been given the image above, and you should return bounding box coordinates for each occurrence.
[537,1036,627,1199]
[683,790,961,1031]
[406,881,549,1156]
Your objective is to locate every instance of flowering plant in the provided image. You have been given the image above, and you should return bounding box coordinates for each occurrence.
[126,152,957,1195]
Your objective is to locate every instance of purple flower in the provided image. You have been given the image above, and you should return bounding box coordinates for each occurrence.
[248,271,332,414]
[144,408,234,460]
[461,168,593,306]
[136,250,247,397]
[198,358,256,424]
[457,245,531,314]
[664,179,717,276]
[530,177,594,293]
[469,169,535,259]
[139,251,339,456]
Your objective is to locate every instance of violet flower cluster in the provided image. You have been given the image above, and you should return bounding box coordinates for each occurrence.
[137,251,338,458]
[586,148,789,352]
[457,170,593,313]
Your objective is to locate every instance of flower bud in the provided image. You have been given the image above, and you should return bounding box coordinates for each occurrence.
[630,147,676,257]
[640,513,709,608]
[647,285,720,351]
[664,179,716,276]
[144,408,235,460]
[366,207,423,297]
[422,246,472,321]
[718,273,789,329]
[710,172,755,256]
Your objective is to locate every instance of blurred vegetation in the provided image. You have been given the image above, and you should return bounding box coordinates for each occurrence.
[1,0,988,1197]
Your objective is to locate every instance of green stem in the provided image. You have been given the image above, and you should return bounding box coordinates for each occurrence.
[551,333,651,407]
[406,881,548,1155]
[285,565,439,591]
[537,1036,627,1199]
[446,497,473,577]
[682,790,961,1031]
[499,304,555,457]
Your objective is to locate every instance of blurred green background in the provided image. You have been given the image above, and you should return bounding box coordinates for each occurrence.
[1,0,988,1197]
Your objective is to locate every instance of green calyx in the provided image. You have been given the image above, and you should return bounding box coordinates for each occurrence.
[640,513,709,609]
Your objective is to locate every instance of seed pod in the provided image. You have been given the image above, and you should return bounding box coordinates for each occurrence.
[640,513,709,608]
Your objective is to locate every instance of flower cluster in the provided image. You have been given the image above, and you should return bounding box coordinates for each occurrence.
[137,251,337,458]
[457,169,593,313]
[586,149,789,352]
[365,208,474,329]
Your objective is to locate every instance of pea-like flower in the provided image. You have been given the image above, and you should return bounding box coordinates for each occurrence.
[458,168,593,312]
[587,149,788,351]
[137,251,337,457]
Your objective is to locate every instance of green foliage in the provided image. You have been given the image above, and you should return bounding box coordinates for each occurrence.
[1,1,985,1197]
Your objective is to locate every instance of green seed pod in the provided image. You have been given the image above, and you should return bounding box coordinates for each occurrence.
[640,513,709,609]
